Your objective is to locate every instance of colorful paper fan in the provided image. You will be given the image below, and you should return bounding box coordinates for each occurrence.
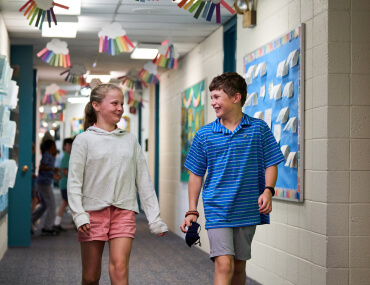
[118,76,148,91]
[19,0,69,30]
[138,61,160,84]
[60,64,87,86]
[154,39,179,70]
[177,0,235,23]
[42,83,66,104]
[37,39,71,68]
[98,23,135,55]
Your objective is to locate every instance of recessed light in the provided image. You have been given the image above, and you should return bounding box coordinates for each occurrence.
[42,22,78,38]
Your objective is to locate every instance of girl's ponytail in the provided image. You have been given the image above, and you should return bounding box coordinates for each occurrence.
[83,101,97,131]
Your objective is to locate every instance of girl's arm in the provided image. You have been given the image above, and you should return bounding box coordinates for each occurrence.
[135,142,168,235]
[67,137,90,229]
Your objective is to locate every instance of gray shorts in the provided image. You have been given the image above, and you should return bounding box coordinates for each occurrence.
[207,225,256,261]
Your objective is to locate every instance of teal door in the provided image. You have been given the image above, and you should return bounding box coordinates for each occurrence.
[8,45,34,247]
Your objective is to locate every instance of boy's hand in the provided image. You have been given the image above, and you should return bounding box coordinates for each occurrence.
[258,189,273,214]
[78,223,90,235]
[180,215,198,233]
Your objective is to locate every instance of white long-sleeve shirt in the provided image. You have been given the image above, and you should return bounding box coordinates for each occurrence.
[67,126,168,235]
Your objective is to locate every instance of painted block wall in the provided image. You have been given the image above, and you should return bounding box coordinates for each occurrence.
[0,13,10,260]
[236,0,370,284]
[159,28,224,253]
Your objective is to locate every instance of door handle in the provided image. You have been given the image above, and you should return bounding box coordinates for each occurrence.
[22,165,29,172]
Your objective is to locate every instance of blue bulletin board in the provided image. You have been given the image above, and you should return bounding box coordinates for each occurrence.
[243,25,305,202]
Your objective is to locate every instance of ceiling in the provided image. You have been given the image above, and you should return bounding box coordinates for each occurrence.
[0,0,235,93]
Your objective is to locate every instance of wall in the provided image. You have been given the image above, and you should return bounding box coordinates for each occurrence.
[159,28,224,253]
[237,0,370,284]
[0,13,10,260]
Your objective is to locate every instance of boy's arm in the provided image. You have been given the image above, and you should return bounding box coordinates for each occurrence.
[180,172,203,233]
[258,165,278,214]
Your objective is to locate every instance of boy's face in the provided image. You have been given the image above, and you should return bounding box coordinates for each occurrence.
[64,143,72,154]
[210,89,239,119]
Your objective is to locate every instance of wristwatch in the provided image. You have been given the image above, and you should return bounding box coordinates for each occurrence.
[265,186,275,196]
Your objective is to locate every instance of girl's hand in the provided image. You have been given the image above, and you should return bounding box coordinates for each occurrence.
[78,223,90,236]
[157,232,167,237]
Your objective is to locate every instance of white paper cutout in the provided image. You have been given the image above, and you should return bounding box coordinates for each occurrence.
[5,159,17,188]
[283,81,294,98]
[245,73,252,85]
[251,92,258,106]
[285,152,297,168]
[259,62,267,77]
[254,111,263,119]
[0,163,6,195]
[281,145,290,160]
[2,81,18,110]
[3,120,16,148]
[98,22,126,39]
[264,108,272,128]
[46,39,69,55]
[283,117,297,133]
[276,107,289,124]
[287,49,299,68]
[273,84,282,100]
[201,90,206,106]
[245,94,252,107]
[276,60,289,78]
[268,82,274,99]
[260,85,265,98]
[273,124,281,143]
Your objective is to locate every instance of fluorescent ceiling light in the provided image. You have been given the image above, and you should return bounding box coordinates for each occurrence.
[131,47,158,60]
[68,97,90,104]
[85,75,111,83]
[53,0,81,15]
[42,22,78,38]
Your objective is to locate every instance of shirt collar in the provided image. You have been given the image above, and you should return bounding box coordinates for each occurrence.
[212,113,251,134]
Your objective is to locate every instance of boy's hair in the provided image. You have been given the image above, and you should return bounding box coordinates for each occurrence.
[41,139,56,154]
[209,72,247,106]
[63,138,74,147]
[84,83,123,131]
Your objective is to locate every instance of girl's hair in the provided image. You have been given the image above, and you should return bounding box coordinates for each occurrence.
[40,139,56,154]
[83,83,123,131]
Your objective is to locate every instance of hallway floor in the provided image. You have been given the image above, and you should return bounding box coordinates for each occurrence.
[0,190,260,284]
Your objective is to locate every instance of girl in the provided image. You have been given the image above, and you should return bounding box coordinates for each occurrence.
[67,84,168,285]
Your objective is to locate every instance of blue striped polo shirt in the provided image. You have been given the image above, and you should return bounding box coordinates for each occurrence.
[184,113,285,229]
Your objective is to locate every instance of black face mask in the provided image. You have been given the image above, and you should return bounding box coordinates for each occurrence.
[185,222,201,247]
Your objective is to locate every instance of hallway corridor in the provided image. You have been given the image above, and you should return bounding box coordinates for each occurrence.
[0,211,260,284]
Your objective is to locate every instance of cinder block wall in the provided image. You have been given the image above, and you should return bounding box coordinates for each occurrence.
[237,0,370,284]
[159,28,223,254]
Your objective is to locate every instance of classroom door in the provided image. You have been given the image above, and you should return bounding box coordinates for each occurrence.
[8,45,34,247]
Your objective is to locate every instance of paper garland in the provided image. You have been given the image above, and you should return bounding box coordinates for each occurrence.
[60,65,87,86]
[138,61,160,84]
[98,23,135,55]
[118,76,148,91]
[154,39,179,70]
[37,39,71,68]
[42,83,66,104]
[19,0,69,29]
[177,0,235,24]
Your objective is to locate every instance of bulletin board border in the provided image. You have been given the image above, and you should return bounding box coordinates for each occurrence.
[244,24,305,202]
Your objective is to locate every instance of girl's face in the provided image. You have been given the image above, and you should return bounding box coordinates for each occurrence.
[93,89,124,126]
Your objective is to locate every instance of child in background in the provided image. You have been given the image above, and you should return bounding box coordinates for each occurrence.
[31,139,61,236]
[54,137,74,232]
[180,72,285,285]
[68,83,168,284]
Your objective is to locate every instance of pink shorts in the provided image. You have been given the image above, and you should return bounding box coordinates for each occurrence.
[78,206,136,242]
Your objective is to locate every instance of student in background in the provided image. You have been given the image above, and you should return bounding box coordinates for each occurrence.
[54,137,74,232]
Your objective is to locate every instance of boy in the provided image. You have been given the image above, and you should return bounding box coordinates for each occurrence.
[54,138,74,231]
[180,72,285,285]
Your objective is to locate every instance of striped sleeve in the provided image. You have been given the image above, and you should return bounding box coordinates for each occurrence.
[261,122,285,168]
[184,131,207,177]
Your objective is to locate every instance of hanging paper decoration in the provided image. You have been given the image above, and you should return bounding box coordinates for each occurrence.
[37,39,71,68]
[60,64,87,86]
[138,61,160,84]
[89,78,102,89]
[177,0,235,24]
[42,83,66,104]
[19,0,69,30]
[154,38,179,70]
[118,75,148,91]
[123,89,134,105]
[98,23,135,55]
